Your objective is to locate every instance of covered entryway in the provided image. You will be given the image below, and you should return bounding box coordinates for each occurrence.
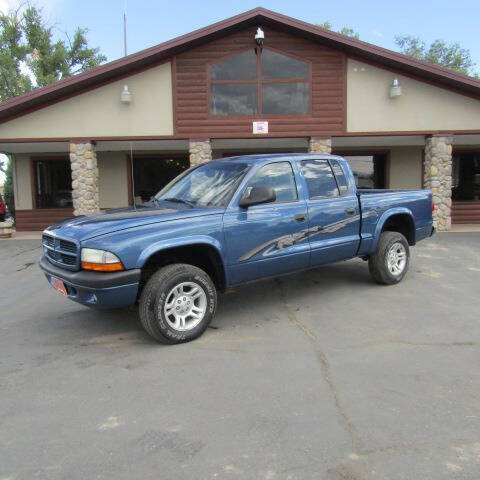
[1,139,191,231]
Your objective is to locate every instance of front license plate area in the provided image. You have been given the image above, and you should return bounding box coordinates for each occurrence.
[51,276,68,296]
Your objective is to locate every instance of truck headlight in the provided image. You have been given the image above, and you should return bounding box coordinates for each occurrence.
[81,248,124,272]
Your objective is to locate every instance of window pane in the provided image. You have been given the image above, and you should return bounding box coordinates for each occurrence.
[262,83,309,115]
[133,157,189,203]
[246,162,298,203]
[211,50,257,80]
[261,49,309,79]
[34,159,72,208]
[329,159,349,195]
[452,153,480,201]
[301,160,339,199]
[211,84,258,116]
[343,155,386,189]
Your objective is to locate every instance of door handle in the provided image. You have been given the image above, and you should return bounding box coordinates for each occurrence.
[344,208,356,216]
[293,213,307,222]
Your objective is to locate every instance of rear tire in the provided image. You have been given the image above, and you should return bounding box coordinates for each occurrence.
[139,263,217,344]
[368,231,410,285]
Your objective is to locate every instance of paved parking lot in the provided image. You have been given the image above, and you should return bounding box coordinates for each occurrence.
[1,233,479,479]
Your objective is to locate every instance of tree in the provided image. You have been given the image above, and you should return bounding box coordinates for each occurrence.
[317,21,360,40]
[0,5,106,103]
[395,35,478,77]
[0,3,106,212]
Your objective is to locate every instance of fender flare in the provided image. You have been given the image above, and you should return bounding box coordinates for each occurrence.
[135,235,225,270]
[372,208,415,251]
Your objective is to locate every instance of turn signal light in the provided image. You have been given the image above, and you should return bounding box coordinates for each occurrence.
[81,261,124,272]
[81,248,124,272]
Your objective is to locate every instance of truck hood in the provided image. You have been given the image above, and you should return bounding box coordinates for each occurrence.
[45,204,224,242]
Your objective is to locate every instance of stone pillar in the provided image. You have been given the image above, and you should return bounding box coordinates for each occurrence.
[70,141,99,216]
[424,135,453,231]
[309,137,332,154]
[189,139,212,166]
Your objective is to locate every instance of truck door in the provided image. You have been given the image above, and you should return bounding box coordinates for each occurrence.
[223,161,310,285]
[300,159,360,266]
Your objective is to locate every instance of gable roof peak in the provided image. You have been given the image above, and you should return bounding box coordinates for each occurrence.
[1,6,479,123]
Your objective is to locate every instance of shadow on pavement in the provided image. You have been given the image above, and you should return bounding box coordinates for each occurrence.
[49,260,372,346]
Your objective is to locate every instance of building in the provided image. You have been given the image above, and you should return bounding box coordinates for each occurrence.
[0,7,479,231]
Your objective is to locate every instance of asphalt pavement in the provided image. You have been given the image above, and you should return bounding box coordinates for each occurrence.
[0,233,479,479]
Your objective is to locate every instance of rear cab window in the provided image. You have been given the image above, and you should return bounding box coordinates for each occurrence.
[300,159,340,199]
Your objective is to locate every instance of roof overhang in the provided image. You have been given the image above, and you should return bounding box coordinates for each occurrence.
[1,7,480,124]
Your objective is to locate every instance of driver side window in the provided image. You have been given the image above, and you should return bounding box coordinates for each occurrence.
[244,162,298,203]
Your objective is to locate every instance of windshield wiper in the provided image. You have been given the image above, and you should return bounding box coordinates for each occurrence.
[162,197,196,208]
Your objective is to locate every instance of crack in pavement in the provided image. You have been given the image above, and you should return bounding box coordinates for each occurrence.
[16,262,35,272]
[275,278,365,453]
[336,340,476,350]
[11,246,42,257]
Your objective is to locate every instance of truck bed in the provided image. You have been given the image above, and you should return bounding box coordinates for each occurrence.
[357,188,434,256]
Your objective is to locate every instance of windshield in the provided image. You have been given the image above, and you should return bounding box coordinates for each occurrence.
[154,161,250,208]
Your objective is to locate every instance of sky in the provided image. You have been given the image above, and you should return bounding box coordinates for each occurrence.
[1,0,479,182]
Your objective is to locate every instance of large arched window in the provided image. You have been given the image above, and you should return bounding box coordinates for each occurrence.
[210,48,310,116]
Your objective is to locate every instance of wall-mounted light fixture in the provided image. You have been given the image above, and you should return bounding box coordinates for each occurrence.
[120,84,132,104]
[254,27,265,47]
[390,78,402,98]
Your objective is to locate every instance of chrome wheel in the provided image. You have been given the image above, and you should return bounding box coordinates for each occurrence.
[163,281,207,332]
[386,242,407,276]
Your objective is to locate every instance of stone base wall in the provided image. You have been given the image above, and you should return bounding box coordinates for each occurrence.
[424,136,453,231]
[189,140,212,166]
[309,137,332,154]
[70,142,99,216]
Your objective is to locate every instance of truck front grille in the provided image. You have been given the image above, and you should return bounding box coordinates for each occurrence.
[42,233,79,271]
[59,239,77,253]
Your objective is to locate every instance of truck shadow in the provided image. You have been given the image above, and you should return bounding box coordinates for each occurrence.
[55,259,373,345]
[215,259,372,326]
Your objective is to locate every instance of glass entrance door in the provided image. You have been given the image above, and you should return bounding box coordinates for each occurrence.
[33,158,72,209]
[453,153,480,201]
[451,152,480,224]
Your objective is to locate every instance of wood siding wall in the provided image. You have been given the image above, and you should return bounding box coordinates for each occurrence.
[174,26,346,138]
[16,208,74,231]
[451,201,480,224]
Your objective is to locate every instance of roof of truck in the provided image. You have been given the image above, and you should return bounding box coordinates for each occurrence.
[220,153,341,163]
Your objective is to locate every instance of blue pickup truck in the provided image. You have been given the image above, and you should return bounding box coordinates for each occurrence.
[40,154,434,344]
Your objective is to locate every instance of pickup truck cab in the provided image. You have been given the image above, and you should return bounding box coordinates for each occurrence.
[40,154,434,344]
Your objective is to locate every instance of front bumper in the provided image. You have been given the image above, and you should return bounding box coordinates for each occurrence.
[39,255,141,309]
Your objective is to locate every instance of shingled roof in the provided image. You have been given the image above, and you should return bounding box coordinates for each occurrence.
[1,6,480,123]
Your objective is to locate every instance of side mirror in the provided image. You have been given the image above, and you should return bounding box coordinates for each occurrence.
[239,187,276,208]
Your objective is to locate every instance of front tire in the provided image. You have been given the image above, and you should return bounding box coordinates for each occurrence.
[368,231,410,285]
[139,263,217,344]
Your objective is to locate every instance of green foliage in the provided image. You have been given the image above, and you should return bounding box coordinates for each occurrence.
[317,21,332,30]
[338,27,360,40]
[3,156,15,218]
[0,5,106,101]
[395,35,478,77]
[316,21,360,40]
